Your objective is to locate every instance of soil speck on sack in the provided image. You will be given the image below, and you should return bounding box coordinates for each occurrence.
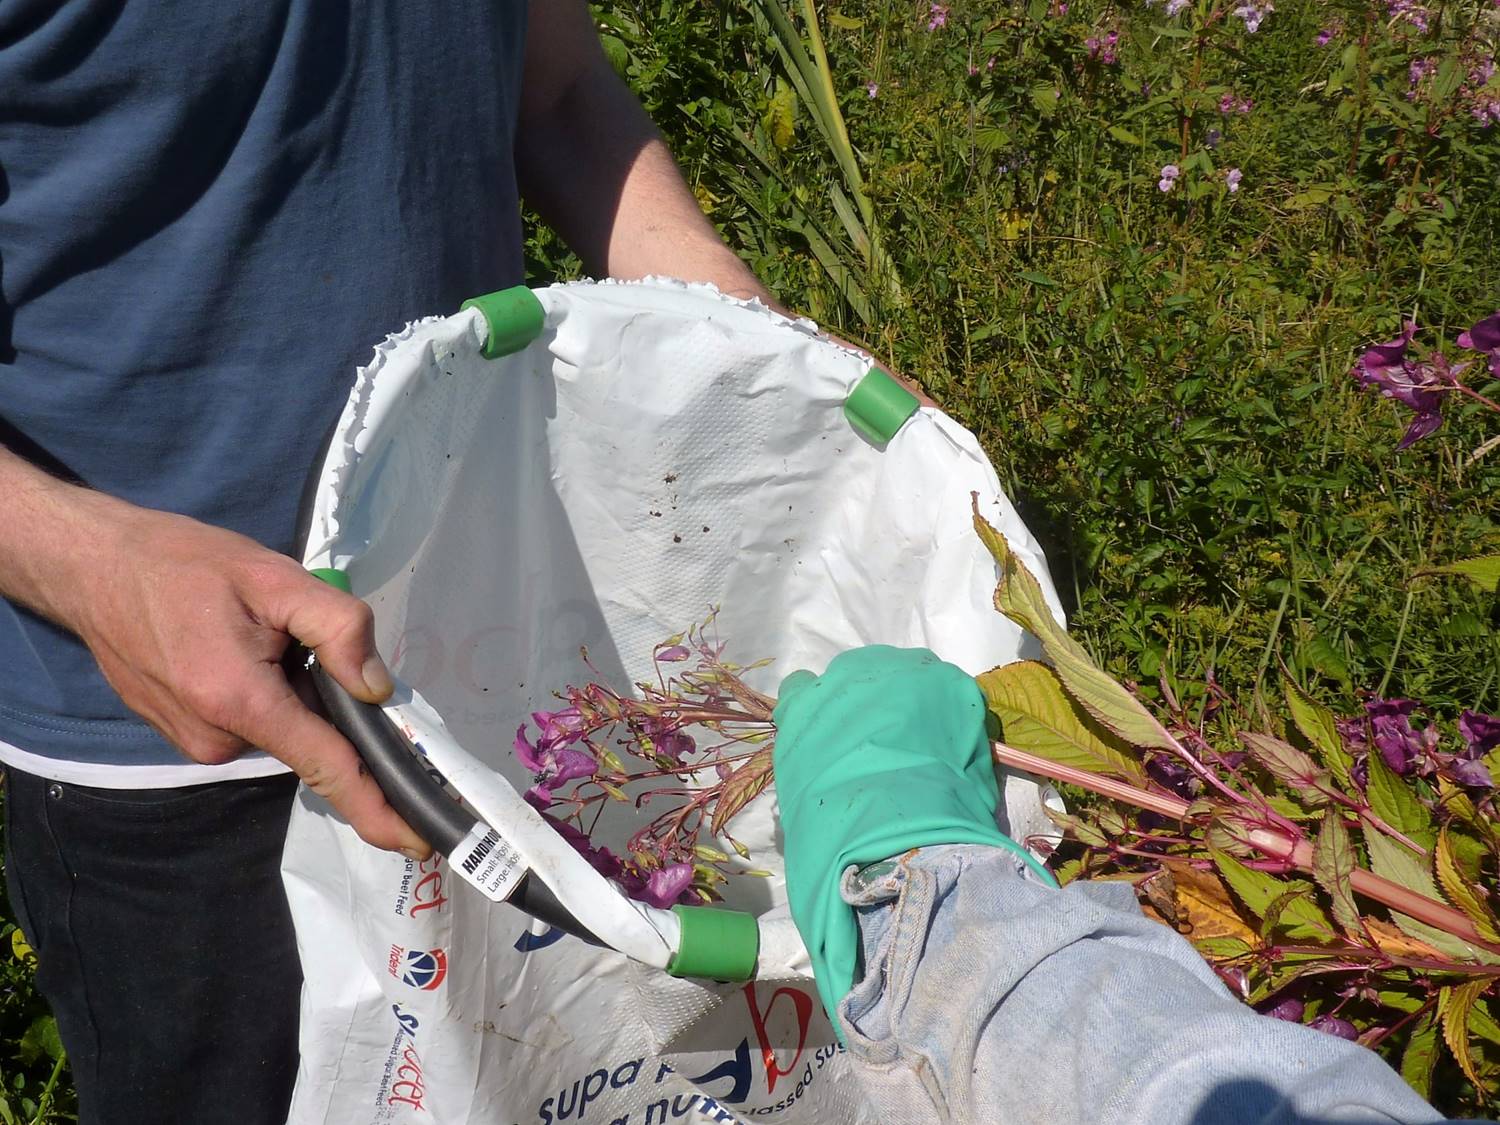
[673,534,682,543]
[664,472,678,483]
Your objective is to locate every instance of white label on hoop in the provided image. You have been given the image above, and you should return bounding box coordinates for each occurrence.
[452,825,528,902]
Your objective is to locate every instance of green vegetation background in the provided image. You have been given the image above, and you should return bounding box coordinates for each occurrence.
[3,0,1497,1118]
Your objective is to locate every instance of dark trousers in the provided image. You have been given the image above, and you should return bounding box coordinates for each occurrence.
[2,768,302,1125]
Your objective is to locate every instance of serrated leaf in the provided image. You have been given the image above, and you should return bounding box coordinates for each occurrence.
[1436,828,1500,943]
[980,661,1146,783]
[1282,676,1354,788]
[1210,848,1334,942]
[1240,732,1331,796]
[1414,554,1500,592]
[974,503,1174,751]
[1366,832,1500,964]
[1313,810,1362,938]
[1366,918,1443,960]
[1365,751,1436,851]
[1377,989,1425,1013]
[710,748,773,835]
[1401,1014,1441,1099]
[1440,980,1487,1088]
[1045,807,1110,847]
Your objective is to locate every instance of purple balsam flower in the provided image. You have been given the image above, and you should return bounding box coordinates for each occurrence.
[1457,310,1500,377]
[1460,711,1500,756]
[514,724,544,772]
[1262,998,1306,1022]
[1310,1015,1359,1040]
[643,863,695,908]
[1352,322,1450,447]
[540,747,597,789]
[1447,758,1495,789]
[657,644,691,663]
[927,3,949,30]
[1226,168,1242,193]
[1365,699,1440,775]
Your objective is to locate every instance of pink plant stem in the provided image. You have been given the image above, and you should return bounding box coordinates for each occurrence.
[992,741,1500,954]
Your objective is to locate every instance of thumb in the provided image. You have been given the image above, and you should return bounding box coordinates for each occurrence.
[773,669,818,715]
[273,571,393,704]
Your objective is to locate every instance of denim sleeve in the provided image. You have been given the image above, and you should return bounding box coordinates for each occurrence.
[835,845,1473,1125]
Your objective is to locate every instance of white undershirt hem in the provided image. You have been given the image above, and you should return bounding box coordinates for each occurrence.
[0,738,293,789]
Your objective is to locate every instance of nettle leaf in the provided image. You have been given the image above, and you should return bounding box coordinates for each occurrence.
[1436,828,1500,944]
[1282,675,1354,788]
[979,661,1147,783]
[710,747,773,835]
[1415,553,1500,593]
[1364,751,1436,851]
[1240,732,1332,799]
[1401,1013,1442,1100]
[973,502,1173,751]
[1211,848,1335,943]
[1366,831,1500,965]
[1440,980,1487,1089]
[1313,810,1362,938]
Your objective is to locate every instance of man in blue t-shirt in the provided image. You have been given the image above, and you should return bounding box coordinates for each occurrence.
[0,4,778,1121]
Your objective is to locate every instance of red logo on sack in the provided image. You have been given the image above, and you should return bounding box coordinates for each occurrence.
[743,982,814,1094]
[389,945,448,991]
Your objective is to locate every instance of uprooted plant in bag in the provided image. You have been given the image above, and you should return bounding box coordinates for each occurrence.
[520,502,1497,1114]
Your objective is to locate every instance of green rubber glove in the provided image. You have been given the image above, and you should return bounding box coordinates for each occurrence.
[772,645,1023,1027]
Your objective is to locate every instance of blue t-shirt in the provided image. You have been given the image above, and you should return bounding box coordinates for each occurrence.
[0,1,528,766]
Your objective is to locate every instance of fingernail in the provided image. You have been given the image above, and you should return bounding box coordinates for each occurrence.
[362,655,394,698]
[398,847,424,861]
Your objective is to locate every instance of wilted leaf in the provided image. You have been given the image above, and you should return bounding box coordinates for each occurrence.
[1313,810,1362,938]
[1440,980,1486,1088]
[1365,751,1436,851]
[711,748,773,834]
[979,661,1147,783]
[973,503,1174,751]
[1365,918,1443,960]
[1145,861,1262,949]
[1240,732,1331,797]
[1435,828,1500,944]
[1140,867,1180,926]
[1401,1013,1441,1099]
[1414,554,1500,593]
[1211,848,1334,943]
[1282,675,1354,788]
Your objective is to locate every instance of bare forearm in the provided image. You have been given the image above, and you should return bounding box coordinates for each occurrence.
[0,445,130,632]
[516,2,773,303]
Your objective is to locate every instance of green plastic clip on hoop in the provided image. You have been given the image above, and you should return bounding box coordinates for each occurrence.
[844,367,919,447]
[460,286,546,360]
[666,906,760,981]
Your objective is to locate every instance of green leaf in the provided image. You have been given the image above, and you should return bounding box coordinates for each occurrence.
[1312,810,1361,938]
[1365,832,1500,964]
[1470,999,1500,1048]
[1210,848,1334,943]
[1045,808,1110,847]
[1414,554,1500,593]
[17,1015,62,1066]
[974,503,1174,751]
[1364,751,1436,851]
[1282,675,1354,788]
[764,77,797,150]
[826,11,864,28]
[1435,828,1500,944]
[1193,936,1255,958]
[1240,732,1331,797]
[711,748,773,835]
[1106,124,1142,145]
[979,661,1147,783]
[1400,1014,1441,1100]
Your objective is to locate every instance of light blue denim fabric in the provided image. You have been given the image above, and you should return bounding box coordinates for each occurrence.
[835,845,1476,1125]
